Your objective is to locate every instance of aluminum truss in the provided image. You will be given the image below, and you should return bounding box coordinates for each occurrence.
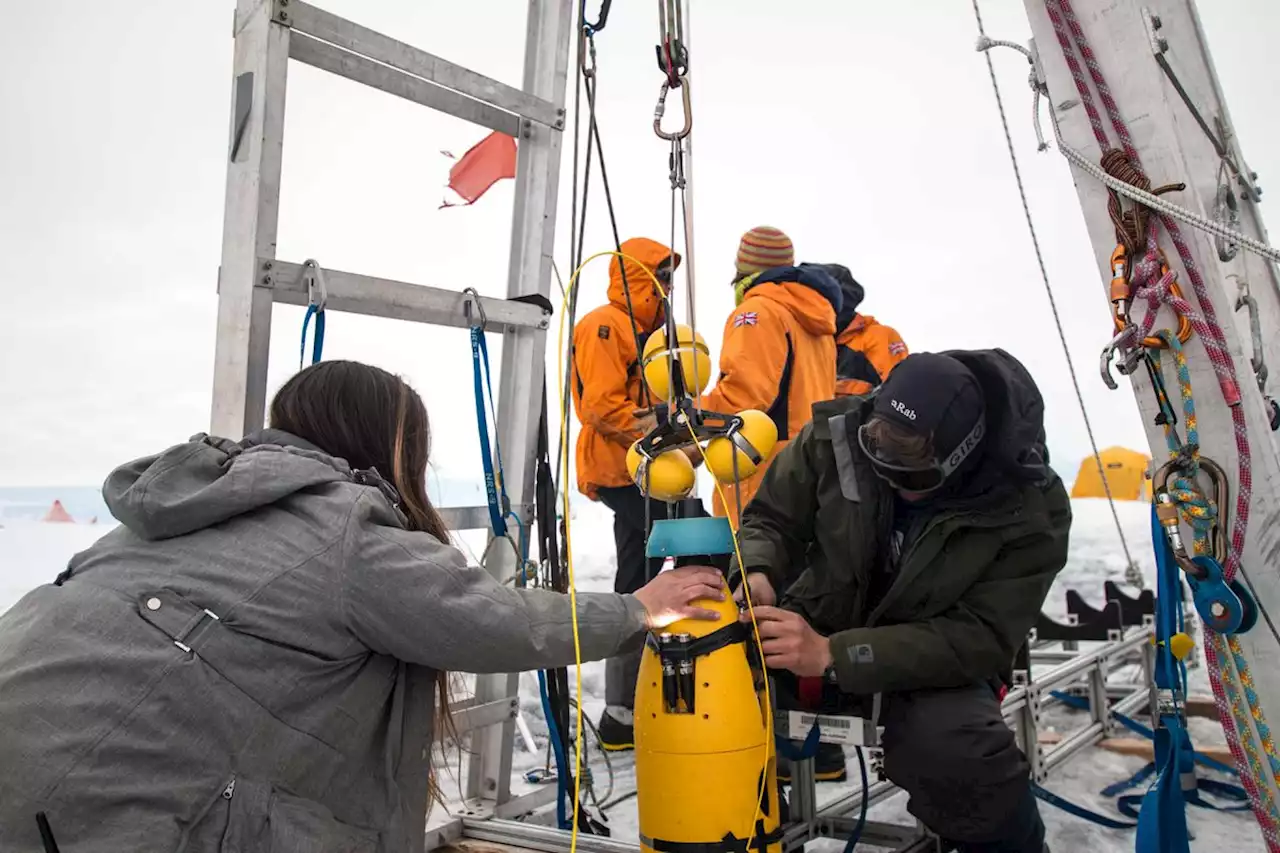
[433,627,1155,853]
[211,0,573,819]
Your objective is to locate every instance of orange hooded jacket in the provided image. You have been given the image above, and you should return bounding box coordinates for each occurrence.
[698,265,840,525]
[572,238,676,500]
[835,314,909,397]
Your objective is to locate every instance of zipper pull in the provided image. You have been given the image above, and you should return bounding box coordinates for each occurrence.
[222,778,236,800]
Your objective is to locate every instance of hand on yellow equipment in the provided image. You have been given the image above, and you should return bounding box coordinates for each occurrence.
[634,565,726,629]
[742,605,834,677]
[732,571,777,607]
[633,411,658,435]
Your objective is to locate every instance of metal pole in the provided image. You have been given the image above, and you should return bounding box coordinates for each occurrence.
[211,1,290,438]
[1024,0,1280,814]
[466,0,574,810]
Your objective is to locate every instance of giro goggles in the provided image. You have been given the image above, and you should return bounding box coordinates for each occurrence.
[856,415,986,494]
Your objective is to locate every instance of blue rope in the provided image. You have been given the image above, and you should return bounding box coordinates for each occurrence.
[472,324,569,826]
[299,304,325,368]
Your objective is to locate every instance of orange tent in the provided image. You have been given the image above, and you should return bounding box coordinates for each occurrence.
[42,500,75,523]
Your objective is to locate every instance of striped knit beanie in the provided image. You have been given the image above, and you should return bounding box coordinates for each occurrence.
[735,226,795,275]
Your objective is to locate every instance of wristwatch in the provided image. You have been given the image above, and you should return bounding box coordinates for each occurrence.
[823,662,840,686]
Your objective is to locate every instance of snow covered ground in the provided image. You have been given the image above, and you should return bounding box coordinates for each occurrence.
[0,498,1264,851]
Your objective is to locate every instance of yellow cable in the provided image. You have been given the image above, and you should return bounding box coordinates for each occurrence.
[685,425,772,844]
[554,250,668,853]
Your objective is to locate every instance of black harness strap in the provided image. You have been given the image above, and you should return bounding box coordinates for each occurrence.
[644,621,749,657]
[642,822,784,853]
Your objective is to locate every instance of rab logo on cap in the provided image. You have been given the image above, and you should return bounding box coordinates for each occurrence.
[891,400,917,421]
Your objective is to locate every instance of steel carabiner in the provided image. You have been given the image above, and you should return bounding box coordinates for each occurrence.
[301,259,328,311]
[1099,328,1131,390]
[461,286,487,330]
[654,76,692,141]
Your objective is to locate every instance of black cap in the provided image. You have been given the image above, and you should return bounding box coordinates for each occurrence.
[872,353,986,463]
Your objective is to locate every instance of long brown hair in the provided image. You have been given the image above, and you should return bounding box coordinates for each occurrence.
[268,359,454,803]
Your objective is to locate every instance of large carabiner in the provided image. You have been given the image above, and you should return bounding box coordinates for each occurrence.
[1111,246,1193,348]
[654,76,692,141]
[1151,458,1205,579]
[1151,455,1230,577]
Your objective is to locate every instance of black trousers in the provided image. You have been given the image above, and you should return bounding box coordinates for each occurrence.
[790,684,1045,853]
[879,685,1045,852]
[595,485,712,709]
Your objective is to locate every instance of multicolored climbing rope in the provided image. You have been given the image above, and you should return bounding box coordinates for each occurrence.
[1045,0,1277,844]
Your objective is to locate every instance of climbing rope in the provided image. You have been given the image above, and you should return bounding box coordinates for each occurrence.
[971,0,1140,585]
[1040,0,1277,843]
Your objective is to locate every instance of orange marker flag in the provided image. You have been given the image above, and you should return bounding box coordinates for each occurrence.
[440,131,518,209]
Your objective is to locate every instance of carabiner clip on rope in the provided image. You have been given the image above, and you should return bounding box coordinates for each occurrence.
[462,286,488,330]
[654,76,692,141]
[299,259,328,368]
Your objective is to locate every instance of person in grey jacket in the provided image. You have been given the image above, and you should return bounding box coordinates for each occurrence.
[0,360,725,853]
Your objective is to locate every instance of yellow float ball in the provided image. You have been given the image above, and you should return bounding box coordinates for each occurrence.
[642,324,713,400]
[626,441,696,502]
[703,410,779,484]
[1168,632,1195,662]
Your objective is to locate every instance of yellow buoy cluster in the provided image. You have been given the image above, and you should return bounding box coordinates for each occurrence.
[626,325,780,502]
[635,578,782,853]
[642,323,714,399]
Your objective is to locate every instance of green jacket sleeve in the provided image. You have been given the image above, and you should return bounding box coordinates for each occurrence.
[828,492,1070,695]
[732,423,821,593]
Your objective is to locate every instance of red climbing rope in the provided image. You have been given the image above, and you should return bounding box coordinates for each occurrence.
[1044,0,1274,846]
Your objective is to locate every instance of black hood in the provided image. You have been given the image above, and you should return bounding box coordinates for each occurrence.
[802,263,864,332]
[943,348,1051,492]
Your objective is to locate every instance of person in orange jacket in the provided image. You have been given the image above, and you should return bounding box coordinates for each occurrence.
[812,263,909,397]
[571,236,708,750]
[697,227,841,526]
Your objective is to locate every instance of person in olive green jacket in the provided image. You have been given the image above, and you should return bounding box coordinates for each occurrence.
[731,350,1069,853]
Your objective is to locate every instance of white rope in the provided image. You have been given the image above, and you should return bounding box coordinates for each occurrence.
[972,1,1141,584]
[1012,41,1280,265]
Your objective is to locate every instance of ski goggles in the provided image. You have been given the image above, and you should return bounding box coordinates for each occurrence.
[856,415,987,494]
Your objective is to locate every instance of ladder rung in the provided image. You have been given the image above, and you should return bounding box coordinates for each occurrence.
[289,32,521,138]
[259,259,550,332]
[283,0,563,130]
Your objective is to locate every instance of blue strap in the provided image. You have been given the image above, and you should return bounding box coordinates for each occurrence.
[1049,690,1237,777]
[1102,762,1160,798]
[471,326,509,538]
[300,304,325,368]
[1031,783,1138,830]
[774,722,821,762]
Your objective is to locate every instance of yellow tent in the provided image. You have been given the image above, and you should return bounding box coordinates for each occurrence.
[1071,447,1152,501]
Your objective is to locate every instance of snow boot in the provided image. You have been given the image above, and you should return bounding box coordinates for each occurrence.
[597,709,635,752]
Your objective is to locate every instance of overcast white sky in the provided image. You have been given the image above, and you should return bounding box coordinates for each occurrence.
[2,0,1278,489]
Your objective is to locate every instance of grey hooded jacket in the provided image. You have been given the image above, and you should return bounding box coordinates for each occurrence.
[0,431,648,853]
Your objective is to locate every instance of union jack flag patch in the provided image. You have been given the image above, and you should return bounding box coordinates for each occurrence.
[733,312,759,328]
[889,341,908,356]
